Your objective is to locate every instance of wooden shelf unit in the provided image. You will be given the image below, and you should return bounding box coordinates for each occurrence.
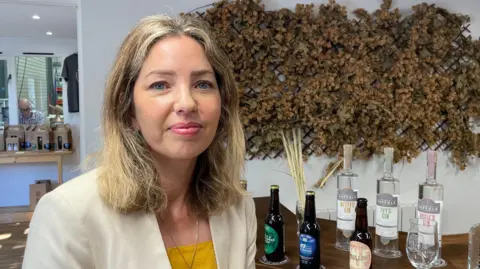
[0,150,73,224]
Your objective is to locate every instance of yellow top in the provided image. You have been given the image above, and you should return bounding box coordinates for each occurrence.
[167,240,218,269]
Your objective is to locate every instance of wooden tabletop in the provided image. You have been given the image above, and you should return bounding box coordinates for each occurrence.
[253,197,468,269]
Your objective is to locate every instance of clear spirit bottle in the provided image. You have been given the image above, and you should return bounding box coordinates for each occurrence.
[373,147,402,258]
[468,223,480,269]
[417,150,447,267]
[335,144,359,251]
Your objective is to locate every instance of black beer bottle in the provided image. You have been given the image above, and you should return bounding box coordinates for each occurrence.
[349,198,373,269]
[264,185,285,262]
[299,191,321,269]
[37,137,43,150]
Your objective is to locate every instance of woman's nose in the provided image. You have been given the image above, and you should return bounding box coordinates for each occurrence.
[174,88,197,115]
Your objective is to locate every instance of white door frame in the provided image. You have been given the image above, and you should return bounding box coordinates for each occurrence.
[0,56,18,125]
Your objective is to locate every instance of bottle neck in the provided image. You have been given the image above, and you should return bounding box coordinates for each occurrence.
[343,155,352,173]
[269,190,279,214]
[304,198,316,222]
[426,151,437,183]
[355,207,368,232]
[383,159,393,179]
[426,165,437,183]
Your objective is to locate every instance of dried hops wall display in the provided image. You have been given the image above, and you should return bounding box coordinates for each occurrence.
[185,0,480,169]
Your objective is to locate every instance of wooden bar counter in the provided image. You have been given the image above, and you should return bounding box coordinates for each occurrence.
[253,197,468,269]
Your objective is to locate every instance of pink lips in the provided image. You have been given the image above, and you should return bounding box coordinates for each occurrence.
[169,122,202,136]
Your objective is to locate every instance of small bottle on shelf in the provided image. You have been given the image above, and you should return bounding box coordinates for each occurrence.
[350,198,373,269]
[335,144,359,251]
[373,147,402,258]
[417,150,447,267]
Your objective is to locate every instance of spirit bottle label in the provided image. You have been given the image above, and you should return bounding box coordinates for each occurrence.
[349,241,372,269]
[337,189,358,232]
[417,199,443,246]
[375,193,399,238]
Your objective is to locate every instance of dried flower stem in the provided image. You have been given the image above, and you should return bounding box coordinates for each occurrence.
[281,128,306,205]
[314,158,343,188]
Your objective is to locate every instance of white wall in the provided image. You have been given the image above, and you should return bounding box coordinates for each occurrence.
[0,36,81,207]
[78,0,480,234]
[0,37,77,56]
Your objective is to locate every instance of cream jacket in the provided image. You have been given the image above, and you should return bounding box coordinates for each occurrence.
[22,169,257,269]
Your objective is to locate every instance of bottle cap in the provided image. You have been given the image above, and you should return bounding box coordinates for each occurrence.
[240,180,247,190]
[357,198,368,207]
[306,191,315,197]
[270,185,279,190]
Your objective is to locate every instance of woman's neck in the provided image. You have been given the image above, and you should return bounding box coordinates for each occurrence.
[154,155,197,217]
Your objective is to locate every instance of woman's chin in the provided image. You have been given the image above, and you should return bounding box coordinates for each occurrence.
[153,146,207,161]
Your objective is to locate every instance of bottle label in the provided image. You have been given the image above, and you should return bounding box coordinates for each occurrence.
[337,189,358,231]
[349,241,372,269]
[264,224,279,254]
[375,193,399,238]
[299,234,317,264]
[417,199,443,246]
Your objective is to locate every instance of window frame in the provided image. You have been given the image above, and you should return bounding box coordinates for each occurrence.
[0,56,18,124]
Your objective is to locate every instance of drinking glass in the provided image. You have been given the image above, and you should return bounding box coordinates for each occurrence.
[406,218,439,269]
[296,200,304,237]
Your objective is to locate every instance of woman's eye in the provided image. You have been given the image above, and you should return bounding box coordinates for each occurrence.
[196,81,213,90]
[151,82,168,90]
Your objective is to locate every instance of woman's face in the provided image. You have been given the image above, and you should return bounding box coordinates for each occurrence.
[132,35,221,161]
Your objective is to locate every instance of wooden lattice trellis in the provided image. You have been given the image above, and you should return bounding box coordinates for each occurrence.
[185,0,480,169]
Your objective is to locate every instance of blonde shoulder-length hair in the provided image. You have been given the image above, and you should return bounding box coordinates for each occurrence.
[95,14,246,216]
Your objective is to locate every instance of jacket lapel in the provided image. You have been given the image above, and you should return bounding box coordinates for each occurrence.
[209,213,229,269]
[145,213,173,269]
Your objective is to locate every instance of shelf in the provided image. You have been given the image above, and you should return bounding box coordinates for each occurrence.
[0,150,73,165]
[0,206,32,224]
[0,150,73,157]
[0,149,73,185]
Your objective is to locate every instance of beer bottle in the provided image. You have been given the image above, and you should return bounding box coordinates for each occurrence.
[264,185,285,262]
[299,191,321,269]
[349,198,373,269]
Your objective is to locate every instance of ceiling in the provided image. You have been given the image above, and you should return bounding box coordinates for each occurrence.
[0,0,77,39]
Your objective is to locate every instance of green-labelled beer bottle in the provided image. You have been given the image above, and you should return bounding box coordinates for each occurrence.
[299,191,321,268]
[264,185,285,262]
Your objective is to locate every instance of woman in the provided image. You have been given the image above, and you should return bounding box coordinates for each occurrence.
[22,14,257,269]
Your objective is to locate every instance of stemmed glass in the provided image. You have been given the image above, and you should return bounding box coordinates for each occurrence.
[406,218,439,269]
[296,200,304,237]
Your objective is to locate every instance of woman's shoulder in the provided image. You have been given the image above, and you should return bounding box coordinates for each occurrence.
[38,168,103,219]
[220,193,256,221]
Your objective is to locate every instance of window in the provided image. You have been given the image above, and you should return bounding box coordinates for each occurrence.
[15,56,63,118]
[0,56,64,126]
[0,59,9,123]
